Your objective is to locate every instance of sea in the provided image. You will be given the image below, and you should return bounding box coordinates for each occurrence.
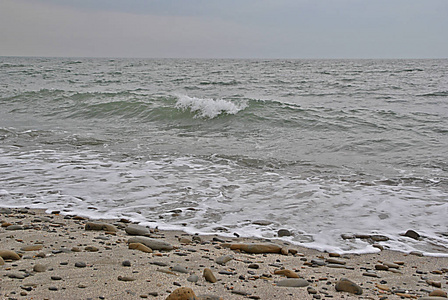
[1,57,447,256]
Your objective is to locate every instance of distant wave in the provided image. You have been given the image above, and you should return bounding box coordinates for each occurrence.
[418,91,448,97]
[174,95,247,119]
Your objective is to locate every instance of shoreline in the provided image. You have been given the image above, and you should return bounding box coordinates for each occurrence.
[1,207,447,299]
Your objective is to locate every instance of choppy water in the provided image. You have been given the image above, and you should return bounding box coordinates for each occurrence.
[1,57,448,255]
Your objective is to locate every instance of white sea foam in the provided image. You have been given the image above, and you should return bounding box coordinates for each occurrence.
[175,94,246,119]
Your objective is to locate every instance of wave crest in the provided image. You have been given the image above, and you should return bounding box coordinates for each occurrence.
[175,95,246,119]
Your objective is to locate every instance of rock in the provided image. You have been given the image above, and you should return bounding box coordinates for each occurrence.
[125,224,151,236]
[187,274,199,283]
[277,279,309,287]
[375,283,390,291]
[166,287,196,300]
[426,280,442,288]
[224,243,281,254]
[329,253,340,257]
[129,242,153,253]
[85,222,117,232]
[196,295,223,300]
[420,298,448,300]
[215,255,233,265]
[278,229,292,237]
[341,234,356,239]
[274,269,300,278]
[6,224,24,230]
[128,236,174,251]
[0,256,4,265]
[404,229,420,240]
[33,264,47,272]
[248,263,259,269]
[75,262,87,268]
[8,272,26,279]
[335,278,363,295]
[85,246,99,252]
[20,245,43,251]
[326,258,346,265]
[117,276,135,281]
[0,250,21,260]
[171,265,189,274]
[252,220,273,226]
[428,289,447,297]
[311,259,326,266]
[203,268,217,283]
[383,262,400,269]
[122,260,131,267]
[51,276,62,280]
[375,264,389,271]
[371,235,389,241]
[410,251,424,257]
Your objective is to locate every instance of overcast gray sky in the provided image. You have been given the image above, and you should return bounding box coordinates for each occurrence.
[1,0,447,59]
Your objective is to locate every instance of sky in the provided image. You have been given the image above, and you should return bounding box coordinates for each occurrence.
[1,0,447,59]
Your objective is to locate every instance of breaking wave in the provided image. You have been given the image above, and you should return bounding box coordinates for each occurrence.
[174,95,247,119]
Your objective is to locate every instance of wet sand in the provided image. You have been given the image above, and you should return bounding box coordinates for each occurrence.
[0,208,447,299]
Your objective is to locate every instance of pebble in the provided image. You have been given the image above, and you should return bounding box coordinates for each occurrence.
[326,258,346,265]
[171,265,189,274]
[248,263,260,269]
[6,224,24,230]
[0,256,4,265]
[49,286,58,291]
[278,229,292,237]
[128,242,153,253]
[224,243,282,254]
[277,278,309,287]
[335,278,363,295]
[20,245,43,251]
[203,268,217,283]
[187,274,199,283]
[0,250,21,260]
[85,222,117,232]
[383,262,400,269]
[165,287,196,300]
[117,275,136,281]
[428,289,447,297]
[33,263,47,272]
[51,276,62,280]
[8,272,26,279]
[75,262,87,268]
[426,280,442,288]
[375,264,389,271]
[404,229,420,240]
[128,236,174,251]
[85,246,99,252]
[125,224,152,236]
[122,260,131,267]
[274,269,299,278]
[311,259,326,266]
[215,255,233,265]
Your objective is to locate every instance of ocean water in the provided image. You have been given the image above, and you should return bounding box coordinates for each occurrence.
[1,57,447,255]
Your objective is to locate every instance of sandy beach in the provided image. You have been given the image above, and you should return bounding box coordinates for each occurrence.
[0,207,447,300]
